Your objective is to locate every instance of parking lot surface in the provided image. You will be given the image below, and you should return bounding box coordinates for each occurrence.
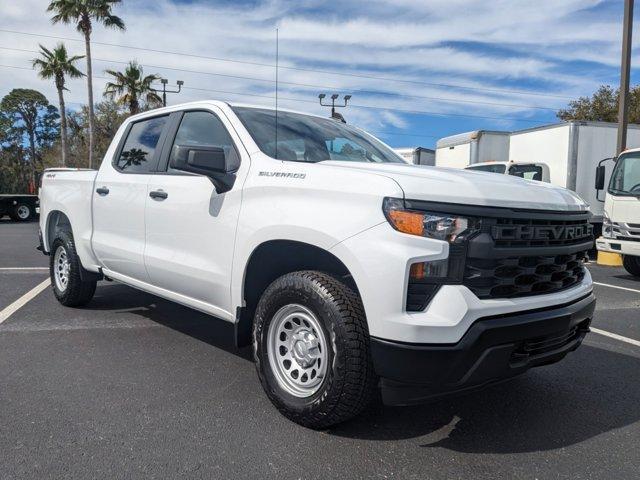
[1,220,639,479]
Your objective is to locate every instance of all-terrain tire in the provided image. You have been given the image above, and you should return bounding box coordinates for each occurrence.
[50,230,96,306]
[622,255,640,277]
[253,271,376,429]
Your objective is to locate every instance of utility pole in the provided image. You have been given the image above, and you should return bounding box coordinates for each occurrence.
[318,94,352,123]
[617,0,634,155]
[152,79,184,107]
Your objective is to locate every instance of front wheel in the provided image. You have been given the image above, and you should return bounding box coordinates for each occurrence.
[253,271,375,429]
[50,230,96,306]
[623,255,640,277]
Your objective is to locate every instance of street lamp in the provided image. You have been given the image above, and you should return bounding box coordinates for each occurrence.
[318,93,352,123]
[152,78,184,107]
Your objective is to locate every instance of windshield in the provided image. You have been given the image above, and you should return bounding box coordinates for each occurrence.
[232,106,404,163]
[609,152,640,196]
[466,164,506,174]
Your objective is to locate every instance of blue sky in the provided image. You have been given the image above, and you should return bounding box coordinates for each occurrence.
[0,0,636,148]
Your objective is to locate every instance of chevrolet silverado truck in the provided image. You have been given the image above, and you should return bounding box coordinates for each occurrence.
[38,101,596,428]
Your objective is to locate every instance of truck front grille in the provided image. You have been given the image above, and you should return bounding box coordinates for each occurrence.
[463,211,592,300]
[464,251,587,299]
[612,222,640,241]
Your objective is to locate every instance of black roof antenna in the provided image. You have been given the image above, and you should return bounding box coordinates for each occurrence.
[275,28,279,160]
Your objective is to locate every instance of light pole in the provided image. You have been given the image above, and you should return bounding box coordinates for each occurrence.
[617,0,634,155]
[319,94,352,123]
[153,79,184,107]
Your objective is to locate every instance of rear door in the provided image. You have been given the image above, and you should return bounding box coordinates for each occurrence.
[144,108,248,318]
[92,114,170,281]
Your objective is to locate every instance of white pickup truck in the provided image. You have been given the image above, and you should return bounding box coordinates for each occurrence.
[39,101,596,428]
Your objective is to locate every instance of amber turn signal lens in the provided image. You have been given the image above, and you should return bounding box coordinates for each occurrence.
[409,262,425,280]
[388,209,424,236]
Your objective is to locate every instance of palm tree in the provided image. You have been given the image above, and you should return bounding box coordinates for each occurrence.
[32,43,84,167]
[104,62,162,115]
[47,0,125,169]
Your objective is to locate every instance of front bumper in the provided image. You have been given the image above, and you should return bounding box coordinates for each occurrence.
[372,292,595,406]
[596,236,640,256]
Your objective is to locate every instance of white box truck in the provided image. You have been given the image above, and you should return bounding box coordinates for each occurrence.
[394,147,436,166]
[435,130,510,169]
[436,121,640,235]
[595,148,640,277]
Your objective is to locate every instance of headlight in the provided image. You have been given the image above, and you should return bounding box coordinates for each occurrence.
[602,212,614,238]
[382,197,479,243]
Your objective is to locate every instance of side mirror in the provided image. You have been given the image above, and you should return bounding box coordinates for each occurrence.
[170,144,239,193]
[595,165,606,190]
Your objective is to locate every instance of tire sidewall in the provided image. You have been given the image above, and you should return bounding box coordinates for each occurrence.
[15,204,32,221]
[623,255,640,277]
[254,275,351,417]
[50,231,80,303]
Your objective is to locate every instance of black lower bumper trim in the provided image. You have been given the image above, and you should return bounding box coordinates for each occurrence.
[372,293,595,406]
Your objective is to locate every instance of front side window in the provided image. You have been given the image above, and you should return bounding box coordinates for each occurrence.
[168,111,237,170]
[116,116,168,173]
[609,152,640,196]
[466,164,506,174]
[232,106,404,164]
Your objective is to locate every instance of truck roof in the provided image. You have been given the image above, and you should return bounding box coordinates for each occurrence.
[394,147,435,154]
[124,100,330,123]
[436,130,510,149]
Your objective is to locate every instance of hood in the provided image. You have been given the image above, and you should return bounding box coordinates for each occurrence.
[610,195,640,223]
[320,162,588,212]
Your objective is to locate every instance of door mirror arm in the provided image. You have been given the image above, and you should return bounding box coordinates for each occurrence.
[594,157,615,202]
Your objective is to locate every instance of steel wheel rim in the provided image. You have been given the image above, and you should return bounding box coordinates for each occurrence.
[267,304,329,398]
[16,205,30,219]
[53,246,70,292]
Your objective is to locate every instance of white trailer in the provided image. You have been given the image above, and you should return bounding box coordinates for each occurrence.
[435,130,510,169]
[394,147,435,165]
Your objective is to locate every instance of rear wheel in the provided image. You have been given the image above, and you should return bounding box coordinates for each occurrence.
[10,203,32,221]
[50,230,96,306]
[253,271,375,429]
[622,255,640,277]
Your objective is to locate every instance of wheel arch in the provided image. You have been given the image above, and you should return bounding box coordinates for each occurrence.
[45,210,73,253]
[235,239,360,347]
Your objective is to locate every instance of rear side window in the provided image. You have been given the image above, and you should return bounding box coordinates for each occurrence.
[115,116,168,173]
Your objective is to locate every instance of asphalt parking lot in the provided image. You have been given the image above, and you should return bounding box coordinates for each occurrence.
[1,219,639,479]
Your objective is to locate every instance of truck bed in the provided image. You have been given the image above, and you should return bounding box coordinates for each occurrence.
[39,168,98,269]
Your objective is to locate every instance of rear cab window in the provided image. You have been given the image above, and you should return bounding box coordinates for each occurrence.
[467,164,507,174]
[508,164,543,181]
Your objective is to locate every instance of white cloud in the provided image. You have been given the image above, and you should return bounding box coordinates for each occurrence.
[0,0,626,142]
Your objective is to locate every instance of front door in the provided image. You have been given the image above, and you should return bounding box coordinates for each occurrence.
[144,108,247,319]
[92,114,169,281]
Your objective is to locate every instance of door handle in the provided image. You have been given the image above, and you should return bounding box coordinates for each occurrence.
[149,190,168,200]
[96,187,109,196]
